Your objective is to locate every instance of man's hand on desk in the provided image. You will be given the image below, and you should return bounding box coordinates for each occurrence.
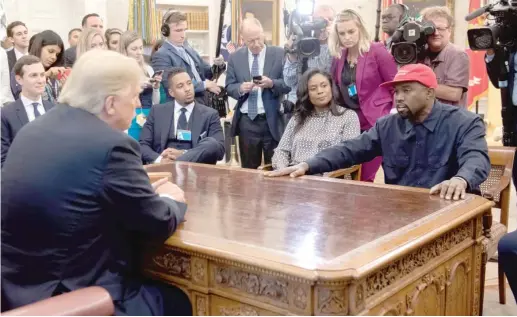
[264,162,309,178]
[154,179,187,204]
[430,177,468,201]
[160,148,186,162]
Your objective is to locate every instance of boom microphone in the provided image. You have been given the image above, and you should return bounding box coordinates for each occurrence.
[465,4,492,21]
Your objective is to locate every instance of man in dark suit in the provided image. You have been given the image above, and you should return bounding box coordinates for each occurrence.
[1,55,54,166]
[225,18,290,169]
[140,67,225,165]
[152,10,225,103]
[64,13,103,67]
[1,50,191,315]
[6,21,29,72]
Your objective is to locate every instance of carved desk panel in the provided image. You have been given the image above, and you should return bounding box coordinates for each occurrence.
[143,162,492,315]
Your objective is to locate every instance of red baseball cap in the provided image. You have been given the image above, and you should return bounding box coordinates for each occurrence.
[380,64,438,89]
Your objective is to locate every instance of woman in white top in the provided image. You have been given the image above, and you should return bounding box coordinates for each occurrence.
[118,31,163,140]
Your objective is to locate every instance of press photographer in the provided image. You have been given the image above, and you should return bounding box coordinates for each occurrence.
[283,4,334,105]
[391,6,469,106]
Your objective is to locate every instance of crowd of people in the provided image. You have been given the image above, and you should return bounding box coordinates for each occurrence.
[0,2,516,314]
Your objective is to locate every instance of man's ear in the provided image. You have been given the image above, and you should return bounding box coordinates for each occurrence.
[168,88,175,99]
[104,95,116,116]
[15,74,23,87]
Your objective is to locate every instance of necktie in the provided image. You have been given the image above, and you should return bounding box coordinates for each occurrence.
[248,54,259,120]
[177,47,202,83]
[177,108,188,131]
[32,102,41,118]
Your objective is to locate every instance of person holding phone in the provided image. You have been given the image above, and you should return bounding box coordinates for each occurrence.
[119,31,163,140]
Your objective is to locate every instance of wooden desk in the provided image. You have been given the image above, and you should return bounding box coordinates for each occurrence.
[143,162,493,316]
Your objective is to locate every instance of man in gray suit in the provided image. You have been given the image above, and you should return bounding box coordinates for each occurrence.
[225,18,290,169]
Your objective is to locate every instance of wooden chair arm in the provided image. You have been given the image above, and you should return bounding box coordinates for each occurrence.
[482,169,512,201]
[325,165,360,178]
[258,164,273,171]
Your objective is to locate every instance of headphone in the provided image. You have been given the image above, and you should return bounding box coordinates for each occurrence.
[398,4,410,25]
[161,9,178,37]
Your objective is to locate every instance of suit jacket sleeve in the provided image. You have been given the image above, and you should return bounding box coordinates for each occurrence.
[225,54,243,100]
[102,137,186,241]
[486,51,502,88]
[1,110,12,167]
[152,51,173,97]
[375,44,398,85]
[139,106,161,164]
[271,50,291,97]
[454,116,490,191]
[206,110,225,160]
[305,121,383,174]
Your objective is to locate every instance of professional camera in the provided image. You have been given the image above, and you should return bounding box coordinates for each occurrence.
[284,8,328,58]
[466,0,517,50]
[390,19,436,65]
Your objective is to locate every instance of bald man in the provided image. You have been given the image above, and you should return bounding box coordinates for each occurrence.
[283,5,334,104]
[225,18,290,169]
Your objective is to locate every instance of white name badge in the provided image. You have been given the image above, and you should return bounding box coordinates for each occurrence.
[177,129,192,141]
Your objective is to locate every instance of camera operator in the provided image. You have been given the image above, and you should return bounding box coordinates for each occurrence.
[381,4,408,51]
[420,6,470,107]
[283,5,334,104]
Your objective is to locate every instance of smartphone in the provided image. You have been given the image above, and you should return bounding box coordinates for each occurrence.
[153,70,164,78]
[252,75,262,83]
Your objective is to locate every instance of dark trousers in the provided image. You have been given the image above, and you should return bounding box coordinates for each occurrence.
[499,230,517,303]
[238,114,277,169]
[176,138,221,165]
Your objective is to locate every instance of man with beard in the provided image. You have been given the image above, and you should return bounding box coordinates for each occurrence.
[265,64,490,201]
[139,67,225,165]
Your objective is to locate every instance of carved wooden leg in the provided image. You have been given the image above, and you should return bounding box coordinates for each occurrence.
[498,263,506,305]
[479,251,487,316]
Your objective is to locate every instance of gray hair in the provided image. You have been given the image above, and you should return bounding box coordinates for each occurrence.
[58,50,141,114]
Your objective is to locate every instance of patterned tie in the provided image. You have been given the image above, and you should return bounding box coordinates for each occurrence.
[248,54,259,120]
[177,108,188,131]
[32,102,41,118]
[177,47,202,83]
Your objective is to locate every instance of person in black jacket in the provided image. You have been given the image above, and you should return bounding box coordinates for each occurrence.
[1,49,191,315]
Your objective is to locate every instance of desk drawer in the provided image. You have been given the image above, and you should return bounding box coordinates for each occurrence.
[210,294,280,316]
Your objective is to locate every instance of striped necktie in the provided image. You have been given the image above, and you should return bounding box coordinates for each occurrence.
[248,54,259,120]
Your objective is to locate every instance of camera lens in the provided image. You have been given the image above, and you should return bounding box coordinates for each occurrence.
[298,38,320,57]
[392,43,417,65]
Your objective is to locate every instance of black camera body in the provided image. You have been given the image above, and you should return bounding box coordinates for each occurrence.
[466,0,517,50]
[284,9,327,58]
[390,19,435,65]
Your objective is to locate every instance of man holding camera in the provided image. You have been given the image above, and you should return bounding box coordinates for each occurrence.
[283,5,334,104]
[381,4,407,51]
[420,6,470,107]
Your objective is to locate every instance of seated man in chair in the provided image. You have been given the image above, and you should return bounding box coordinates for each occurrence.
[266,64,490,200]
[140,67,225,165]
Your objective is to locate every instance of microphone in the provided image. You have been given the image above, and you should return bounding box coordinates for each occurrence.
[464,4,492,22]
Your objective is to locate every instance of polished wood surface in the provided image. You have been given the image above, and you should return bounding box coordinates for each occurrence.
[144,162,493,315]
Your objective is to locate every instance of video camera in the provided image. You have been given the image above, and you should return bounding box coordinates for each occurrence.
[466,0,517,50]
[390,18,436,65]
[284,7,328,59]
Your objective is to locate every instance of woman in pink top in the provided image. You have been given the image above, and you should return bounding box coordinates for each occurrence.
[329,9,398,182]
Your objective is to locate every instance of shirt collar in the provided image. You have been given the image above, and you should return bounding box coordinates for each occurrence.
[427,43,451,64]
[20,94,43,107]
[174,100,195,114]
[404,101,443,133]
[248,46,266,59]
[166,39,185,50]
[14,48,26,59]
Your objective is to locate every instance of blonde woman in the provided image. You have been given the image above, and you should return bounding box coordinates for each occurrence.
[76,28,105,60]
[105,28,123,51]
[119,31,163,140]
[328,9,397,182]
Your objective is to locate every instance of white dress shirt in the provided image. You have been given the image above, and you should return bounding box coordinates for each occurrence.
[0,49,13,106]
[14,48,26,61]
[20,95,45,122]
[154,101,195,163]
[240,47,266,115]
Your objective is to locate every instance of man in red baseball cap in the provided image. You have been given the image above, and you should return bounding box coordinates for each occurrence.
[266,64,490,201]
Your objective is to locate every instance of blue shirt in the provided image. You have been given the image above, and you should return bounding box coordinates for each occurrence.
[306,101,490,192]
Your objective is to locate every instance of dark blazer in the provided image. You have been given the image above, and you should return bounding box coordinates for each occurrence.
[331,42,397,130]
[225,46,290,142]
[486,50,515,103]
[1,98,54,166]
[151,41,212,101]
[64,46,76,67]
[139,101,225,164]
[6,49,16,73]
[1,104,186,315]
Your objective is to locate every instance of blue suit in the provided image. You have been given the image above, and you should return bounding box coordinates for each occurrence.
[225,46,290,168]
[139,101,225,165]
[1,98,54,167]
[151,41,212,102]
[1,104,190,315]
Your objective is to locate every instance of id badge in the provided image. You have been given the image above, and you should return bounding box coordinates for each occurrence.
[348,83,357,97]
[177,129,192,141]
[135,113,147,127]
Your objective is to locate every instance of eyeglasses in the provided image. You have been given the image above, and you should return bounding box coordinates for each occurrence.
[381,14,397,21]
[435,26,450,33]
